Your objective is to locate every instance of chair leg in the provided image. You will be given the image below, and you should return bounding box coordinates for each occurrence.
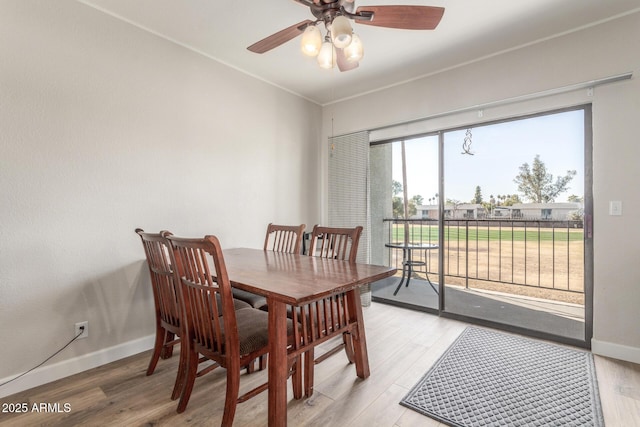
[259,354,267,371]
[343,332,355,364]
[171,342,187,401]
[161,332,175,359]
[176,345,199,413]
[291,355,303,399]
[147,326,167,376]
[222,364,240,427]
[245,354,269,373]
[304,348,315,397]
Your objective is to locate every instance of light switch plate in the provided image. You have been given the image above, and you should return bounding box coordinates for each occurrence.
[609,201,622,216]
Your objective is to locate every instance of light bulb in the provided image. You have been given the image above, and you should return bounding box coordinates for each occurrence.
[300,25,322,57]
[344,33,363,62]
[317,41,336,69]
[330,16,352,49]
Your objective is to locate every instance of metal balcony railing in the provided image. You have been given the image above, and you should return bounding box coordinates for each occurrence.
[384,218,584,294]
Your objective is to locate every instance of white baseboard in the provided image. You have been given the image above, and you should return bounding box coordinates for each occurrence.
[591,338,640,364]
[0,335,155,399]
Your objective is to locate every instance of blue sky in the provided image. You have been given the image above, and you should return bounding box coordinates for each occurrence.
[391,109,585,204]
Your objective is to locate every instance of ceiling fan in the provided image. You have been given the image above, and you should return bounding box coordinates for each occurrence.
[247,0,444,72]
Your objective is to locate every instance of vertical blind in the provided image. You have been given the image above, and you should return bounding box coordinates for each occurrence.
[328,131,370,263]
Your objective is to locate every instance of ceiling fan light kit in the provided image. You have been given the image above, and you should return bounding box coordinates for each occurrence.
[313,21,360,69]
[248,0,444,72]
[304,20,362,69]
[317,40,337,69]
[330,15,353,48]
[344,33,364,62]
[301,25,323,56]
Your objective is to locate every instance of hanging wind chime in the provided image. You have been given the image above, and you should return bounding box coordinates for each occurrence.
[462,128,474,155]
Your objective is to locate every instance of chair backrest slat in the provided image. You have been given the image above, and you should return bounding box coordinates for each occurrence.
[307,225,363,263]
[264,223,306,254]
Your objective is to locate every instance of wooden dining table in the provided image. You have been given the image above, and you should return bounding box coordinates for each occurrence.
[223,248,397,426]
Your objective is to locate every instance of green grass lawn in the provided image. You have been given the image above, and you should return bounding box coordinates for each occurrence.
[391,224,584,242]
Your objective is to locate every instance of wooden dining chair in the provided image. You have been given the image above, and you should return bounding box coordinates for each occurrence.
[136,229,253,400]
[231,223,306,310]
[135,228,186,401]
[165,234,302,421]
[298,224,363,396]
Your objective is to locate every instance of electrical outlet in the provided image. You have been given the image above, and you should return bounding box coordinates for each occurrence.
[75,321,88,339]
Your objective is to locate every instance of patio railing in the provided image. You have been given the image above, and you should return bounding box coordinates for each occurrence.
[384,218,584,295]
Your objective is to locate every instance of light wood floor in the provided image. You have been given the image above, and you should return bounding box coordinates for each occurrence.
[1,303,639,426]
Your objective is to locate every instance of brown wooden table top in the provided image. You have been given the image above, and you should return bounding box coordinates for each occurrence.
[223,248,397,305]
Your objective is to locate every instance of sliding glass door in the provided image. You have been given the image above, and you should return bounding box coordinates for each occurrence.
[441,108,591,345]
[370,106,593,347]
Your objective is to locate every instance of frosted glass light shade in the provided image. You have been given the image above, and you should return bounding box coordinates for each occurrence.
[317,41,336,69]
[331,16,352,48]
[344,33,364,62]
[300,25,322,57]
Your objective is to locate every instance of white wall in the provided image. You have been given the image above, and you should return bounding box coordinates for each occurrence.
[322,12,640,362]
[0,1,321,396]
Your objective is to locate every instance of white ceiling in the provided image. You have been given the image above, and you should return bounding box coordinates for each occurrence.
[80,0,640,105]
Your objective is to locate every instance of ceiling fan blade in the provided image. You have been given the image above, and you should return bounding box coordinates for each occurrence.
[336,48,359,72]
[355,6,444,30]
[247,20,314,54]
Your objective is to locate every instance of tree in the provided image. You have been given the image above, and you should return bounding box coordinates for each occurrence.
[392,180,403,196]
[471,186,483,204]
[393,196,418,218]
[568,208,584,221]
[447,199,462,216]
[407,199,418,217]
[392,180,403,217]
[502,194,522,206]
[514,155,577,203]
[391,180,420,218]
[567,194,584,202]
[392,197,404,218]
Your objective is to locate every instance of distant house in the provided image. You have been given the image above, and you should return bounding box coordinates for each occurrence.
[417,204,486,220]
[416,204,438,220]
[509,202,583,220]
[416,202,583,220]
[491,206,511,218]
